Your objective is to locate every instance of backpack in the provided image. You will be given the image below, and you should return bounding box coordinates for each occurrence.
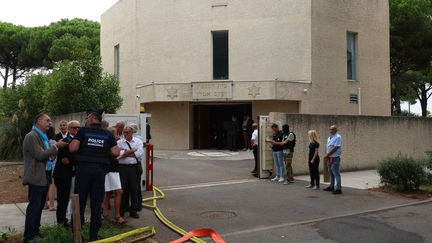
[284,132,296,152]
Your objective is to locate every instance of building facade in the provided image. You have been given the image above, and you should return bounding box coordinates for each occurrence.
[101,0,390,150]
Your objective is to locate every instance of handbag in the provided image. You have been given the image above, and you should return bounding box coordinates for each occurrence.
[125,141,144,175]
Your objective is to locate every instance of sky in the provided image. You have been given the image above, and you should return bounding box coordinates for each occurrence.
[0,0,430,115]
[0,0,119,27]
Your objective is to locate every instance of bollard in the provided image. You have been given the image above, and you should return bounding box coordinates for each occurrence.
[323,158,330,183]
[71,194,82,243]
[146,144,154,191]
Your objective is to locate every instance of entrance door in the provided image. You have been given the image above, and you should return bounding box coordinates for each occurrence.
[193,103,252,149]
[193,106,211,149]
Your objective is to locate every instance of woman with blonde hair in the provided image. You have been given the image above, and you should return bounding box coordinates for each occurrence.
[307,130,320,190]
[103,126,126,224]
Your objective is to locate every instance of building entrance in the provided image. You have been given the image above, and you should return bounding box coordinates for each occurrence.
[192,103,252,149]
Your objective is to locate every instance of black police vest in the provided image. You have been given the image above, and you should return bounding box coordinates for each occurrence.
[75,126,112,165]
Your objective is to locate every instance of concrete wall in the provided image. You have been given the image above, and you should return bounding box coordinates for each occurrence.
[263,113,432,175]
[132,0,312,84]
[144,102,190,150]
[101,0,390,116]
[51,112,87,133]
[101,0,139,114]
[305,0,391,116]
[252,100,299,121]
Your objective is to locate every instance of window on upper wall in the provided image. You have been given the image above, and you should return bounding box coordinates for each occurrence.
[347,32,357,81]
[114,44,120,80]
[212,31,229,80]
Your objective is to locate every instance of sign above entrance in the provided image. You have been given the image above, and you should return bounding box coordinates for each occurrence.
[192,82,233,100]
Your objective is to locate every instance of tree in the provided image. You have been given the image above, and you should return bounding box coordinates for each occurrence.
[0,18,100,88]
[403,69,432,117]
[390,0,432,115]
[0,22,32,88]
[43,58,122,115]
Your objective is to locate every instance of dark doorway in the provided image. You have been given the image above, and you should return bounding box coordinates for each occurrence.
[212,31,229,80]
[193,103,252,149]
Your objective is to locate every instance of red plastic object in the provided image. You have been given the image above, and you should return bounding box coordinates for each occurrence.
[170,228,226,243]
[146,144,154,191]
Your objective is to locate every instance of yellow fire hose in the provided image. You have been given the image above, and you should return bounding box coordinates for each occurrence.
[142,186,206,243]
[89,186,206,243]
[90,226,156,243]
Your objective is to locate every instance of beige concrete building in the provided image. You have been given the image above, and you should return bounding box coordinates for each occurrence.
[101,0,390,150]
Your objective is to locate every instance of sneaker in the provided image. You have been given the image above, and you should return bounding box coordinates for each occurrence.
[278,178,286,183]
[312,186,319,190]
[305,184,313,188]
[271,177,279,182]
[283,180,291,185]
[332,190,342,195]
[323,187,334,192]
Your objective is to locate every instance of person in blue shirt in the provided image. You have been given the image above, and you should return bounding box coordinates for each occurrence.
[324,125,343,194]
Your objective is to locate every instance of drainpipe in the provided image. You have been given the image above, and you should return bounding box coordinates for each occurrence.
[358,87,362,115]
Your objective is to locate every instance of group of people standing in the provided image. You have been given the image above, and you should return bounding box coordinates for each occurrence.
[251,123,343,194]
[22,110,151,242]
[222,114,254,151]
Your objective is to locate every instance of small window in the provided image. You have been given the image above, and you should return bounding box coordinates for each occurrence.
[212,31,229,80]
[350,94,358,104]
[114,44,120,80]
[347,32,357,80]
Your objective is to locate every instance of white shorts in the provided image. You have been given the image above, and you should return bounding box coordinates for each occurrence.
[105,172,122,192]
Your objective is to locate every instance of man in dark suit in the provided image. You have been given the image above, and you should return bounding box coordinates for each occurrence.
[54,120,69,142]
[53,120,80,227]
[22,114,67,243]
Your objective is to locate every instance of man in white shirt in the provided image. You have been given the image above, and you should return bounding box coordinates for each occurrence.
[251,123,259,175]
[54,120,69,141]
[117,126,144,219]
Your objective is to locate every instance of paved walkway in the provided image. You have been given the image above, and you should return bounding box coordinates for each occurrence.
[154,149,254,160]
[296,169,381,190]
[0,169,381,232]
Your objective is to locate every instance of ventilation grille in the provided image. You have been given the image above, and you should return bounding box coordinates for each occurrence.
[350,94,358,104]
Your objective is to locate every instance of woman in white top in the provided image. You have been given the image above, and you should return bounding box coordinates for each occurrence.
[250,123,259,175]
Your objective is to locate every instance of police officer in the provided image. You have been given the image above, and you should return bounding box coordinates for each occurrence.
[69,109,120,241]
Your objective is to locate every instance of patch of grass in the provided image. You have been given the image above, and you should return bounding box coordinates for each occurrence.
[34,221,133,243]
[1,227,18,241]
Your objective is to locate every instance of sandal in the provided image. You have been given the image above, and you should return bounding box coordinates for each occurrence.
[114,217,127,225]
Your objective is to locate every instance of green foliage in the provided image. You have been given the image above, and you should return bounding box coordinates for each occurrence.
[0,18,100,87]
[43,58,122,115]
[0,227,17,240]
[0,99,32,160]
[48,34,93,62]
[35,224,73,243]
[0,59,122,160]
[377,154,428,191]
[424,151,432,184]
[390,0,432,115]
[35,221,132,243]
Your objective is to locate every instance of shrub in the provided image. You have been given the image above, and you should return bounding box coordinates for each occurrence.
[35,221,133,243]
[377,154,428,191]
[423,151,432,184]
[0,99,32,160]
